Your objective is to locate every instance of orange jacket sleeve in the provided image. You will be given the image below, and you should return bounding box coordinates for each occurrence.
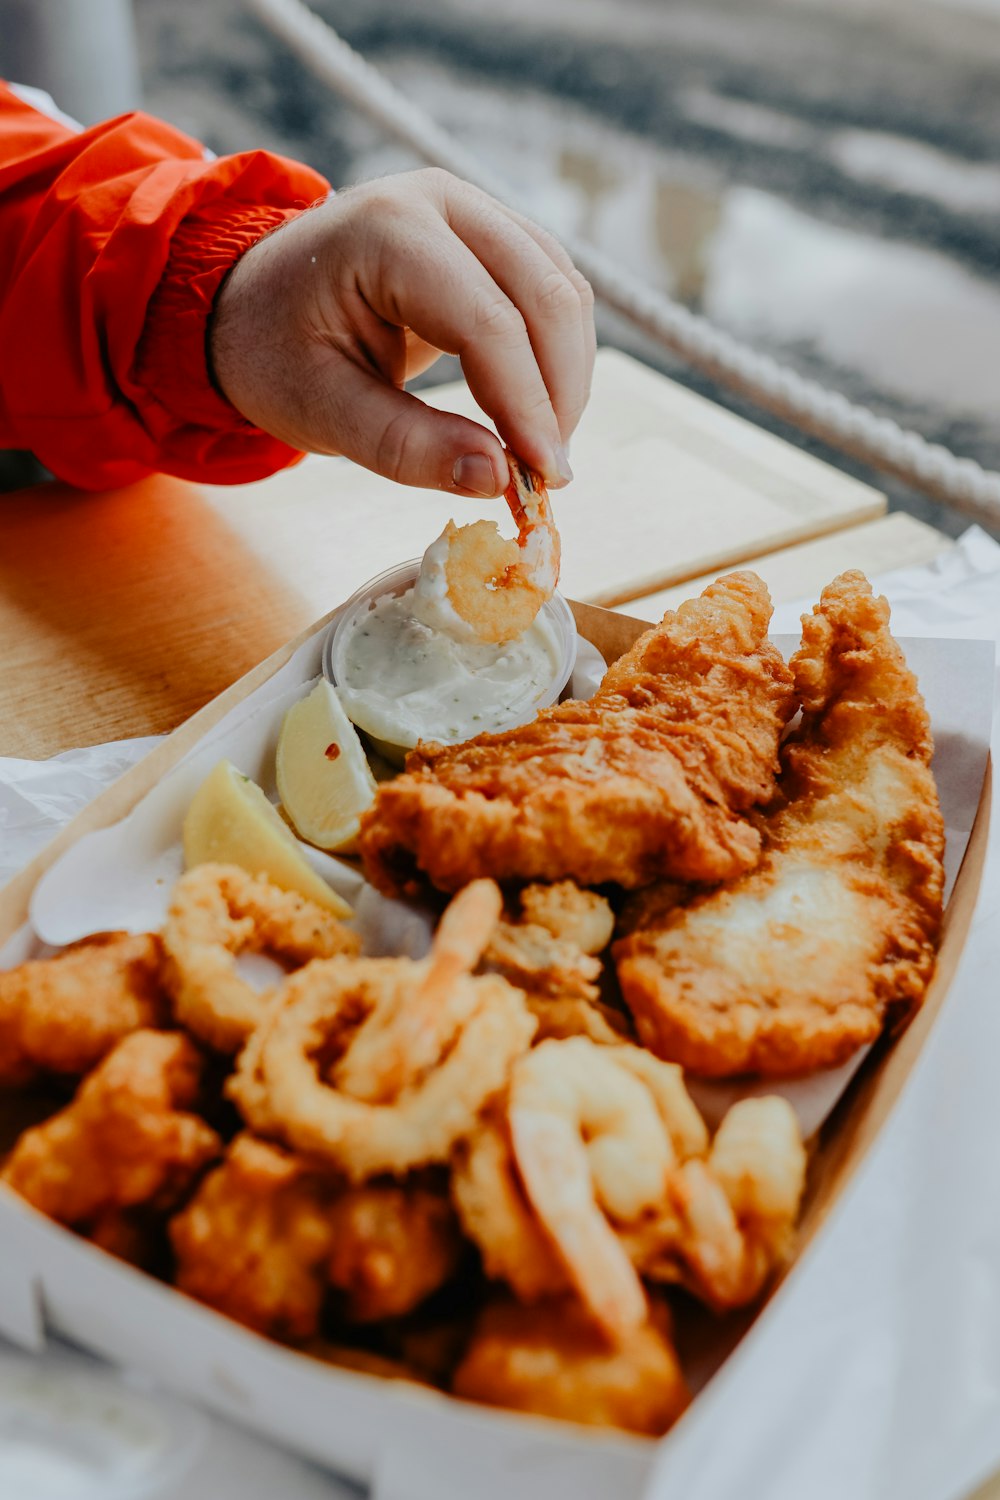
[0,83,330,489]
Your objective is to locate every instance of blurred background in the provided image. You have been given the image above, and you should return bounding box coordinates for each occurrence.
[3,0,999,535]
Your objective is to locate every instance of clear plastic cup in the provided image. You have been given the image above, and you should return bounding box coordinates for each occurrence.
[323,559,578,765]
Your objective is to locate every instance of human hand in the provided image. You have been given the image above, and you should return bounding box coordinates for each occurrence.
[209,169,595,497]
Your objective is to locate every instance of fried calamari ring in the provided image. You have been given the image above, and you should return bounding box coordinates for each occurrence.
[453,1297,689,1436]
[230,953,535,1182]
[162,863,359,1052]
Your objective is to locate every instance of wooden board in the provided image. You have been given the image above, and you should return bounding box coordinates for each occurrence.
[630,512,951,617]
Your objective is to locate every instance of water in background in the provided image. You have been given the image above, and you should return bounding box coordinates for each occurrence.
[136,0,1000,536]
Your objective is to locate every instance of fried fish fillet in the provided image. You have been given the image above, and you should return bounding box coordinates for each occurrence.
[615,571,946,1077]
[359,573,797,895]
[0,932,169,1087]
[1,1030,221,1223]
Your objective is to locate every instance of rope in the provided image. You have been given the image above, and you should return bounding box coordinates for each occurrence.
[248,0,1000,525]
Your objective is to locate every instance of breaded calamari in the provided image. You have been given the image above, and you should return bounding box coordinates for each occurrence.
[0,932,169,1086]
[359,573,797,895]
[616,571,946,1077]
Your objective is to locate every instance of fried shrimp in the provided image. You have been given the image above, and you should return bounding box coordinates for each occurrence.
[335,880,502,1103]
[623,1097,807,1310]
[417,456,560,645]
[229,947,535,1182]
[451,1111,568,1303]
[0,932,169,1087]
[1,1031,221,1226]
[453,1296,689,1436]
[170,1134,335,1340]
[508,1039,676,1339]
[326,1181,463,1322]
[162,863,359,1053]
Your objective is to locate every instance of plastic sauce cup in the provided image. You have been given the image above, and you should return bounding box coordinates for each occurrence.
[323,559,578,766]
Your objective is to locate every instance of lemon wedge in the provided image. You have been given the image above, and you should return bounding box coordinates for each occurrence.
[182,757,353,917]
[276,679,378,855]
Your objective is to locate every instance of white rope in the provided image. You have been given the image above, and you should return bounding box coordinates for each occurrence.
[249,0,1000,525]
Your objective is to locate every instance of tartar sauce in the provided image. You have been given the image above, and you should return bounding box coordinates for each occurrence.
[335,584,562,749]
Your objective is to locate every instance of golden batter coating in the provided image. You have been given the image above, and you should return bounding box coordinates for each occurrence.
[2,1030,220,1224]
[453,1297,689,1436]
[0,932,169,1087]
[326,1181,463,1323]
[359,573,796,895]
[616,572,945,1077]
[170,1133,335,1341]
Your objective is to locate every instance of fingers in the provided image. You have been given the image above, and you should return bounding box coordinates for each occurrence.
[440,183,595,450]
[311,362,511,496]
[363,172,594,488]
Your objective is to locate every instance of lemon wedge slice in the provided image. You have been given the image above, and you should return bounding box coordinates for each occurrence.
[182,757,353,918]
[276,679,378,855]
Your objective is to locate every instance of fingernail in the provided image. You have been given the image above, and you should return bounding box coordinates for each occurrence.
[452,453,499,497]
[552,443,574,485]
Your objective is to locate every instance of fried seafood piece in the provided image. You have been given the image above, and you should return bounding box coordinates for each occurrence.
[2,1031,220,1225]
[483,882,628,1043]
[162,863,359,1053]
[229,884,536,1181]
[484,882,614,1001]
[0,932,169,1087]
[525,996,632,1046]
[327,1181,464,1322]
[451,1112,567,1303]
[170,1134,336,1340]
[620,1097,807,1310]
[359,572,797,895]
[506,1038,709,1339]
[616,571,946,1077]
[453,1297,689,1436]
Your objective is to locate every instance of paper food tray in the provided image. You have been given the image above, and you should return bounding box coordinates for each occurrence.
[0,596,992,1500]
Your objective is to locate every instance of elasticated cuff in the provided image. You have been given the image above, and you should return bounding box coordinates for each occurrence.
[133,200,303,435]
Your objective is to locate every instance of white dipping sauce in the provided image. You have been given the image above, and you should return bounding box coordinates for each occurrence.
[336,584,562,747]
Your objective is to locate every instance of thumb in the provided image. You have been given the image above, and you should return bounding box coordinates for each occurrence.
[325,368,510,497]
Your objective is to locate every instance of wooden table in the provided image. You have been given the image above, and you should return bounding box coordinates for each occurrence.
[0,348,950,759]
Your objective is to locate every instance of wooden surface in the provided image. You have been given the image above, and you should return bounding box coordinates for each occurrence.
[0,346,920,760]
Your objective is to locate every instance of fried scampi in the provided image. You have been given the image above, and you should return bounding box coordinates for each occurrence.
[1,1030,220,1225]
[170,1134,336,1340]
[162,863,359,1054]
[453,1297,690,1437]
[326,1180,464,1323]
[359,573,797,896]
[170,1135,464,1339]
[616,572,946,1077]
[0,932,169,1087]
[483,882,630,1045]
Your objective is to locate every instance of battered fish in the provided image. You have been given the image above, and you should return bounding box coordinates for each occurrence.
[360,573,796,895]
[615,572,946,1077]
[0,932,169,1087]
